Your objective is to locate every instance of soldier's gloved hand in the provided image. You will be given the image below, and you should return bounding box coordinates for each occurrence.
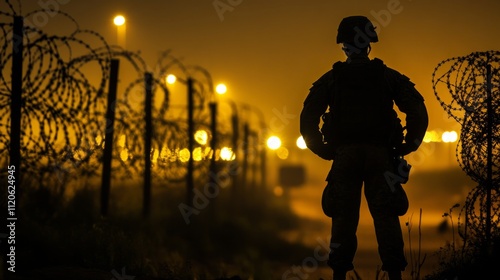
[310,143,334,160]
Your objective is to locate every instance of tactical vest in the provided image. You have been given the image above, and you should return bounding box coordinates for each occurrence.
[323,58,403,150]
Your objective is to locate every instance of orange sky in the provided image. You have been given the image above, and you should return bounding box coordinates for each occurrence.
[15,0,500,134]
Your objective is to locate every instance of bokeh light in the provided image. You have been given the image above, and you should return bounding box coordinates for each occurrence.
[220,147,235,161]
[442,131,458,143]
[166,74,176,84]
[152,149,159,163]
[193,147,203,161]
[120,149,129,162]
[273,186,284,197]
[194,130,208,145]
[423,130,441,143]
[296,136,307,149]
[113,15,125,26]
[276,147,289,160]
[267,136,281,150]
[118,134,126,148]
[179,148,190,162]
[216,83,227,95]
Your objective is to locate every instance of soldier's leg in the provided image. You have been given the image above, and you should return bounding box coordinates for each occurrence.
[326,145,364,275]
[363,146,407,273]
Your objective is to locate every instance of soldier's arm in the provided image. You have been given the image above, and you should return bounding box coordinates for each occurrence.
[300,71,333,159]
[386,68,429,154]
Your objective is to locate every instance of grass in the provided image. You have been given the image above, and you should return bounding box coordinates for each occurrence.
[9,175,315,279]
[422,203,500,280]
[405,208,427,280]
[4,172,499,280]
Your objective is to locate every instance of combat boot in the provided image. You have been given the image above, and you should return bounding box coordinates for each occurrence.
[333,270,346,280]
[387,270,402,280]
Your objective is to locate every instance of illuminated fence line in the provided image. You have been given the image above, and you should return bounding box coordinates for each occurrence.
[432,50,500,254]
[1,13,113,183]
[0,11,216,181]
[0,5,260,216]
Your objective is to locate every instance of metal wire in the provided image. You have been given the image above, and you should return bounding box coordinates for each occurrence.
[432,50,500,250]
[0,4,228,189]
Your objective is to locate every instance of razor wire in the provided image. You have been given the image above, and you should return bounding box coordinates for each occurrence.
[458,184,499,250]
[432,50,500,250]
[0,9,114,185]
[432,51,500,185]
[0,3,226,190]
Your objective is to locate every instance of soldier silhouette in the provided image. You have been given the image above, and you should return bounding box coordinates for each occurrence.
[300,15,429,280]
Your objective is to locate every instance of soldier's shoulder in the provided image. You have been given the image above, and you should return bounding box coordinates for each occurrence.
[312,66,338,87]
[371,58,396,73]
[374,59,414,85]
[332,60,346,70]
[371,57,386,67]
[323,61,347,80]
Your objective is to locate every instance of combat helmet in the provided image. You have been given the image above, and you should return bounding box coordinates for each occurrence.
[336,15,378,45]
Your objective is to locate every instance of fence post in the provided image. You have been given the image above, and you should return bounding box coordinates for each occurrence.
[143,72,153,218]
[6,17,23,278]
[209,101,218,183]
[260,138,267,189]
[242,122,249,190]
[230,107,239,194]
[187,78,195,207]
[101,59,120,217]
[10,16,23,203]
[485,63,492,249]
